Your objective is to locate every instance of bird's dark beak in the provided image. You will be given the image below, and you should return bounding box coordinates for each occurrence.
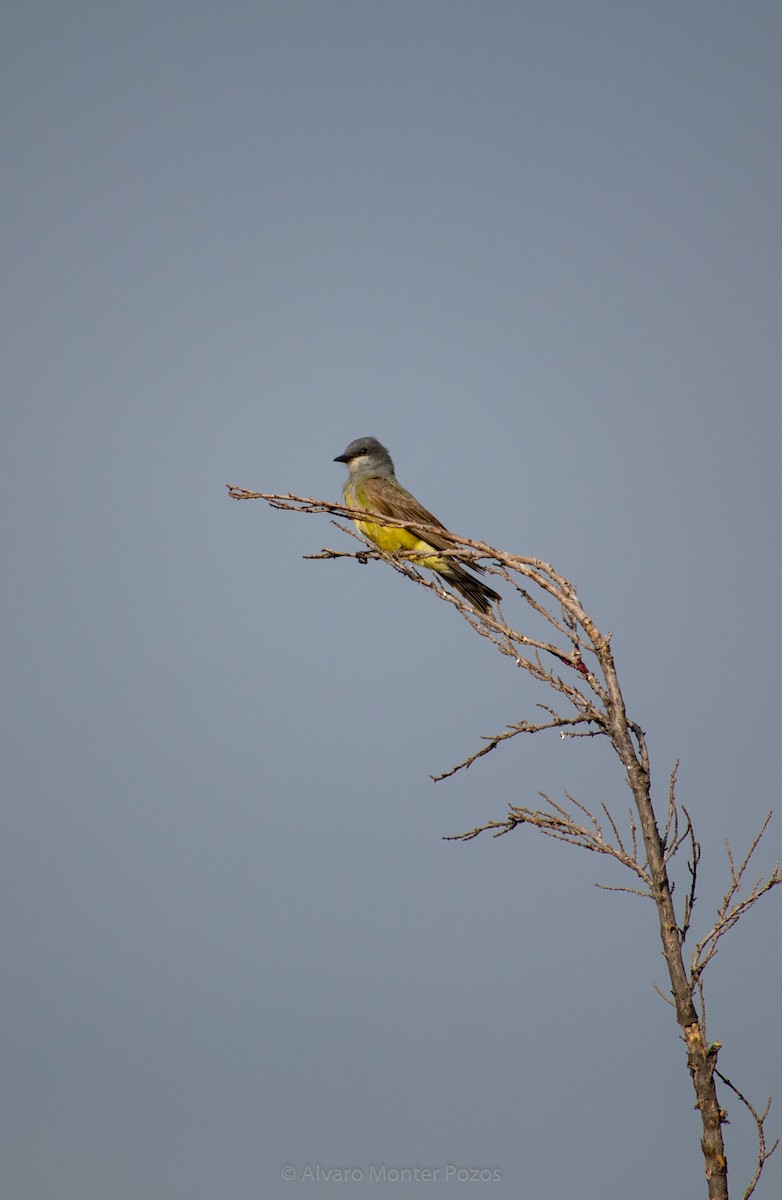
[334,453,349,463]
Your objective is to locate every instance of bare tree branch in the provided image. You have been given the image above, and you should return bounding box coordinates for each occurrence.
[692,815,782,983]
[679,805,701,945]
[445,791,653,887]
[431,711,602,782]
[235,485,782,1200]
[714,1069,779,1200]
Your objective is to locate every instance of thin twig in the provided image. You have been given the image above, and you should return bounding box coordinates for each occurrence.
[714,1069,779,1200]
[692,815,782,981]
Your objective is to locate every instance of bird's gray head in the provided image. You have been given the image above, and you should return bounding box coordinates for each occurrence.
[334,437,395,475]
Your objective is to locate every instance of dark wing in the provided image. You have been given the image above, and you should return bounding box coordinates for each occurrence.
[360,475,487,570]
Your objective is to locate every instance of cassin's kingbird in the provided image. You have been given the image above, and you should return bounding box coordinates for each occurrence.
[334,436,500,613]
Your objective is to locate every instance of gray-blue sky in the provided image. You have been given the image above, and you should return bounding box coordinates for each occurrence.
[2,2,781,1197]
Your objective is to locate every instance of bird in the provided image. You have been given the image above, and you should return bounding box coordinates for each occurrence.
[334,436,500,613]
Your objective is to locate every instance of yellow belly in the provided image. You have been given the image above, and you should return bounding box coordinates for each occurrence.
[355,518,445,572]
